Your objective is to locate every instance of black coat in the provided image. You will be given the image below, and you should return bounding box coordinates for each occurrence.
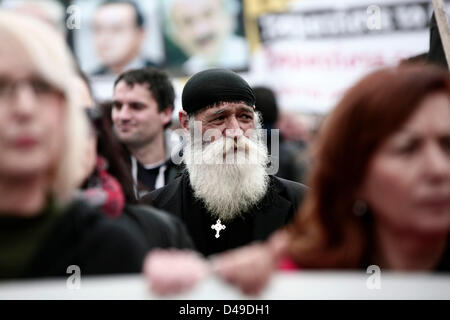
[141,174,307,256]
[15,200,194,279]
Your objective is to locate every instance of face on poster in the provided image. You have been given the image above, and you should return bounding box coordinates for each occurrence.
[160,0,250,76]
[71,0,164,77]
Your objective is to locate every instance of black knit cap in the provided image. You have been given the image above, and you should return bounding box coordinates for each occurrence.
[182,68,256,114]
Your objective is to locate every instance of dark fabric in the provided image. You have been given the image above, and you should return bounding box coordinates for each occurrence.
[141,174,307,257]
[0,199,194,280]
[138,164,160,192]
[165,162,185,184]
[181,68,256,114]
[121,203,195,251]
[268,133,309,184]
[435,239,450,272]
[0,199,61,278]
[253,87,279,126]
[136,160,185,198]
[428,13,448,69]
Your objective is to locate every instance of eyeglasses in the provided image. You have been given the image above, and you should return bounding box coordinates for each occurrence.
[0,76,62,102]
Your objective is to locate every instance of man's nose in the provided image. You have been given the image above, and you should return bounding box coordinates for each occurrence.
[118,105,132,121]
[224,116,243,138]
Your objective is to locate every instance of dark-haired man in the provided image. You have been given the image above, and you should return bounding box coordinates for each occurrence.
[92,0,158,76]
[112,68,182,198]
[141,68,307,256]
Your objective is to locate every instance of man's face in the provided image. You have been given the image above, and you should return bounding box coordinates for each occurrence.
[182,103,269,221]
[184,102,258,163]
[112,81,169,148]
[92,3,144,70]
[170,0,232,58]
[194,102,255,137]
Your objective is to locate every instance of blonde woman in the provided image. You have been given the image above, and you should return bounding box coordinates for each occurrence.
[0,11,192,279]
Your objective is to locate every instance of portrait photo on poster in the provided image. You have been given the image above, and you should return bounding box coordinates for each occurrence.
[160,0,250,77]
[69,0,165,78]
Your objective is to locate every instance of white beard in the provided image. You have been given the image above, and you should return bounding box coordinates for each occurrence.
[183,125,269,222]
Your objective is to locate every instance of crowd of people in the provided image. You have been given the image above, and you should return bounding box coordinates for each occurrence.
[0,3,448,299]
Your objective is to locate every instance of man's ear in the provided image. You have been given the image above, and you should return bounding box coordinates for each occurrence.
[179,110,189,130]
[160,106,174,126]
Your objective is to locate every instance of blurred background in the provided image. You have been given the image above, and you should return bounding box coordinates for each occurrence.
[0,0,442,136]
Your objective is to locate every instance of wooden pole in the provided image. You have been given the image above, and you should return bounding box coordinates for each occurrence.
[432,0,450,69]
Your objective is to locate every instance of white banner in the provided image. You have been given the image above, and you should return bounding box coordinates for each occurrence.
[246,0,448,114]
[0,272,449,299]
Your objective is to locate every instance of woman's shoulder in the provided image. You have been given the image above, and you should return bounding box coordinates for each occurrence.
[24,199,148,277]
[61,199,194,251]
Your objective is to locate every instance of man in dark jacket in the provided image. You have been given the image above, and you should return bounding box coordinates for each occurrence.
[112,68,183,199]
[141,68,307,256]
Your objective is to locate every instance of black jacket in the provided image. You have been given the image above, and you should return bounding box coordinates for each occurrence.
[13,200,194,279]
[141,174,307,256]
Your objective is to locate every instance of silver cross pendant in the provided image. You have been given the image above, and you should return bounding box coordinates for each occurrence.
[211,219,226,238]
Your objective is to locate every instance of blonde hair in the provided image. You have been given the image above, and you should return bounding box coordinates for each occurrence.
[0,10,89,202]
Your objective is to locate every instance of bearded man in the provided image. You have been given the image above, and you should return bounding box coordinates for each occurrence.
[141,68,307,256]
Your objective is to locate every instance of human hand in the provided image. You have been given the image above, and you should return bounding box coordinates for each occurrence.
[211,231,290,296]
[143,249,212,296]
